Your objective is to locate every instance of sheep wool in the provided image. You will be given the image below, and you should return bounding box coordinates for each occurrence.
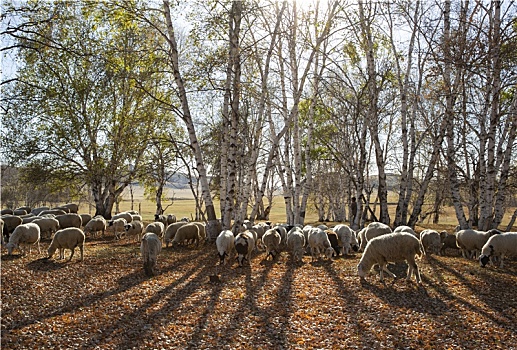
[357,232,422,283]
[262,228,282,260]
[141,232,162,276]
[6,223,41,255]
[479,232,517,268]
[216,230,235,265]
[235,231,255,267]
[48,227,85,261]
[287,228,305,263]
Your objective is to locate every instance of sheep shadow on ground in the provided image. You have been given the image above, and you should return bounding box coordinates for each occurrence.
[26,257,70,271]
[1,253,24,261]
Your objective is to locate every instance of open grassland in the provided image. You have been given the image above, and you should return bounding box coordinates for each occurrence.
[2,232,517,349]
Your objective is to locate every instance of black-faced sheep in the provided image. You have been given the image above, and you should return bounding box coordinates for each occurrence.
[141,232,162,276]
[109,218,128,240]
[357,232,423,283]
[479,232,517,268]
[325,230,340,257]
[6,223,41,255]
[456,229,501,259]
[47,227,85,261]
[154,214,168,226]
[235,231,255,267]
[440,232,460,255]
[124,220,145,242]
[308,228,334,261]
[359,222,392,252]
[171,223,200,247]
[166,214,177,225]
[216,230,235,265]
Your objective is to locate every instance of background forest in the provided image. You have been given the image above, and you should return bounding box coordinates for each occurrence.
[1,0,517,239]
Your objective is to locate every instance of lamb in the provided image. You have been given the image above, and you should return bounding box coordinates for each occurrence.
[124,220,145,242]
[216,230,235,265]
[262,228,282,260]
[33,217,60,240]
[359,222,392,252]
[332,224,359,256]
[144,222,165,238]
[140,232,162,276]
[308,228,334,261]
[83,217,106,238]
[479,232,517,268]
[166,214,177,225]
[357,232,423,283]
[55,213,82,230]
[171,222,200,247]
[440,232,460,255]
[109,218,128,240]
[456,229,501,259]
[287,227,306,263]
[6,223,41,255]
[420,229,446,257]
[47,227,85,261]
[235,231,255,267]
[164,222,188,247]
[326,230,340,257]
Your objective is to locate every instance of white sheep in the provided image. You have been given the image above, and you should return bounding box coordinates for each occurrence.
[419,229,446,257]
[456,229,501,259]
[393,225,418,238]
[154,214,168,226]
[273,225,288,251]
[216,230,235,265]
[262,228,282,260]
[55,213,82,230]
[333,224,359,256]
[6,223,41,255]
[164,222,188,247]
[287,227,305,263]
[131,214,143,222]
[112,212,133,224]
[140,232,162,276]
[359,222,392,252]
[144,222,165,239]
[171,223,200,247]
[47,227,85,261]
[357,232,423,283]
[79,214,92,227]
[192,222,207,243]
[124,220,144,242]
[235,231,255,267]
[32,217,60,240]
[83,217,106,238]
[307,228,334,261]
[479,232,517,268]
[109,218,127,240]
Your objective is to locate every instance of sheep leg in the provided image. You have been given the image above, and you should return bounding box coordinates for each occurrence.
[68,247,75,261]
[381,264,396,279]
[79,245,84,261]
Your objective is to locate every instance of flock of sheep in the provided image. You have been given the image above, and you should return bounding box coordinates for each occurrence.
[2,204,517,281]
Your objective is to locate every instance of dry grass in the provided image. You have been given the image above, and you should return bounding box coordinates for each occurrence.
[2,229,517,349]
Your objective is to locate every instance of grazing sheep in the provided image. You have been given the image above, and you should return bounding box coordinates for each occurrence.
[2,215,23,242]
[47,227,85,261]
[393,225,418,238]
[358,232,423,283]
[420,229,445,257]
[16,206,32,214]
[440,232,460,255]
[479,232,517,268]
[60,203,79,214]
[33,217,60,240]
[235,231,255,267]
[31,207,50,216]
[6,223,41,255]
[308,228,334,262]
[21,215,40,224]
[55,213,82,230]
[192,222,207,243]
[124,220,145,242]
[141,232,162,276]
[456,229,501,259]
[333,224,359,256]
[109,218,128,240]
[216,230,235,265]
[83,217,106,238]
[131,214,143,222]
[359,222,392,252]
[144,222,165,239]
[13,209,28,216]
[242,220,254,230]
[171,223,200,247]
[79,214,92,227]
[262,228,282,260]
[166,214,177,225]
[1,209,14,215]
[38,209,67,216]
[273,225,288,251]
[112,212,133,224]
[154,214,168,226]
[164,222,188,247]
[287,227,306,263]
[326,230,340,257]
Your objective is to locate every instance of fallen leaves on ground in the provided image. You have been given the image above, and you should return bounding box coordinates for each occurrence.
[1,237,516,349]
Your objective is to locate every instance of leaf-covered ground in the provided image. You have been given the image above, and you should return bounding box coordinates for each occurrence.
[2,235,517,350]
